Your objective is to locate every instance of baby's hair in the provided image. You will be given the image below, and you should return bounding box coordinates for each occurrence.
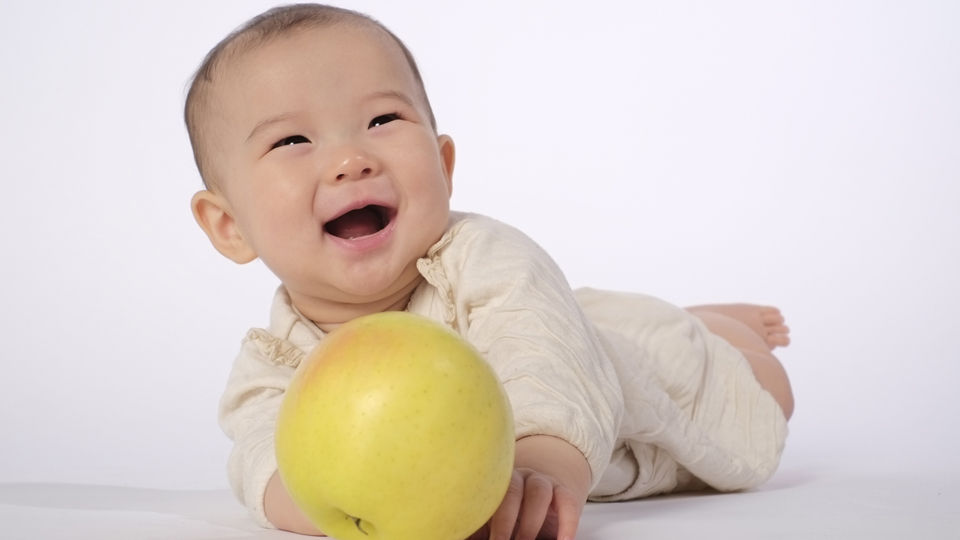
[184,3,437,189]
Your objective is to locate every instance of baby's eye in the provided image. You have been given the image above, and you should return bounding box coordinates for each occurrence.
[271,135,311,149]
[368,113,400,128]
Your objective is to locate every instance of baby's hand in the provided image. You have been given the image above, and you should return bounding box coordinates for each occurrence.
[469,435,591,540]
[478,467,583,540]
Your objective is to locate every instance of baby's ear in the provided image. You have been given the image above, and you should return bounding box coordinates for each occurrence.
[190,190,257,264]
[437,134,455,196]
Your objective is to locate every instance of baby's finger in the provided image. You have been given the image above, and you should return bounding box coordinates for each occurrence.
[514,472,554,540]
[551,485,583,540]
[487,470,523,540]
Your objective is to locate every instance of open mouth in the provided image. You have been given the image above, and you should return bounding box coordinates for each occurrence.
[324,205,395,240]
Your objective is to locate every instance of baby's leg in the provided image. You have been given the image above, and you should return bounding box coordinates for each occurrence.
[686,305,795,420]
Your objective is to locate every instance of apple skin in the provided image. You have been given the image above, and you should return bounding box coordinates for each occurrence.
[275,311,515,540]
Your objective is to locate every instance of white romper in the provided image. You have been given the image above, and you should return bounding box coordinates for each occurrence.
[218,212,787,527]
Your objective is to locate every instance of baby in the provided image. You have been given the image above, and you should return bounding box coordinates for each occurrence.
[186,4,794,539]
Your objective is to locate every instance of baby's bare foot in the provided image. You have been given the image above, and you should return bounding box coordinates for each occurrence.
[686,304,791,349]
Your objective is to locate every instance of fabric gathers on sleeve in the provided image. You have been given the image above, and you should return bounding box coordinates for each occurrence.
[415,213,625,486]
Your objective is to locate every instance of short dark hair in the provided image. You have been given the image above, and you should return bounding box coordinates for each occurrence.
[184,3,437,188]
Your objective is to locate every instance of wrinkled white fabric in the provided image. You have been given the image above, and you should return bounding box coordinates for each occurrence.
[218,212,787,527]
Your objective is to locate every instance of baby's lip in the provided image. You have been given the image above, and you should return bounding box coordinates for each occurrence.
[323,200,398,240]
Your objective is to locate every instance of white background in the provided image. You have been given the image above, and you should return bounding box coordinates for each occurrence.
[1,0,957,492]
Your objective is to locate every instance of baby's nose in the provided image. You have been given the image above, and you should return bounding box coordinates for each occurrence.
[333,154,377,182]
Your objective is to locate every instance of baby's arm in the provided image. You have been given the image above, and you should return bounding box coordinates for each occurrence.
[479,435,592,540]
[219,327,326,534]
[426,216,625,539]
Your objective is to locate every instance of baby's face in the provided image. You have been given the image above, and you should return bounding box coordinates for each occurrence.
[202,23,454,318]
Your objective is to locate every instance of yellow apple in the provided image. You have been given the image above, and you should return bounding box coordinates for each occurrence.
[275,311,515,540]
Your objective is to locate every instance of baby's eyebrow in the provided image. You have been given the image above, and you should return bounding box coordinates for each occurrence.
[366,89,416,107]
[246,112,297,142]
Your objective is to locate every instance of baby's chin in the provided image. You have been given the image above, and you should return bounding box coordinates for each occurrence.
[342,264,424,303]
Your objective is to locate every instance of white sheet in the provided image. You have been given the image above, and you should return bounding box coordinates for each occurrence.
[2,459,955,540]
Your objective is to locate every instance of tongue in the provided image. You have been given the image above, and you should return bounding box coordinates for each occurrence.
[326,207,384,239]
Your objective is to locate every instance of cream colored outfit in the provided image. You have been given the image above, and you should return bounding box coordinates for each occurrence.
[219,212,787,527]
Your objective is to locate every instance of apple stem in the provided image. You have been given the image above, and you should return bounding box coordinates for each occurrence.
[350,515,369,536]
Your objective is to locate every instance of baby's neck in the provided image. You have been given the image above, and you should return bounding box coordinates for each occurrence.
[291,277,423,333]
